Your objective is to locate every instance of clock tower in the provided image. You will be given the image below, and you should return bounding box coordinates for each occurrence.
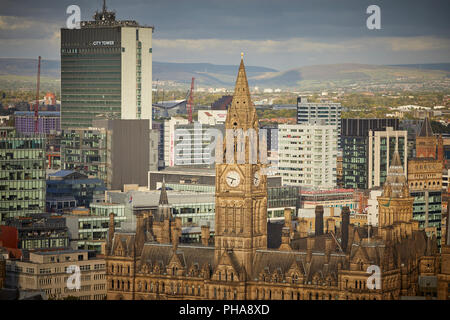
[214,54,268,277]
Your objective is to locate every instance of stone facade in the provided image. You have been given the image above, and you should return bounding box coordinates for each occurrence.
[105,57,440,300]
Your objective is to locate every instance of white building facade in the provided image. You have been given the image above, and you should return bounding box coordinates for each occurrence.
[278,123,338,188]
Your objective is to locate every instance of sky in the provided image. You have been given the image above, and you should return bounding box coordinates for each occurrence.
[0,0,449,70]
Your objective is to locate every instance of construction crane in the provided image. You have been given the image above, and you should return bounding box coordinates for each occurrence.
[187,77,195,123]
[34,56,41,134]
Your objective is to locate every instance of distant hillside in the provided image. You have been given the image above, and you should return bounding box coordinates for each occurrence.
[251,63,450,89]
[153,61,277,86]
[388,63,450,72]
[0,58,448,90]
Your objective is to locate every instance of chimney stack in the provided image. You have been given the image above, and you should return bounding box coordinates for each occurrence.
[325,237,334,263]
[315,205,324,236]
[201,224,210,246]
[108,212,115,252]
[284,208,292,230]
[297,218,308,238]
[341,206,350,252]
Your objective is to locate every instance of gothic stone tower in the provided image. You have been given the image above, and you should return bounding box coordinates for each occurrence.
[416,117,436,159]
[377,150,416,240]
[214,55,268,278]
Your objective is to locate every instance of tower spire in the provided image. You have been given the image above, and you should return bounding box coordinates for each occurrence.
[159,177,169,205]
[103,0,107,13]
[225,53,258,131]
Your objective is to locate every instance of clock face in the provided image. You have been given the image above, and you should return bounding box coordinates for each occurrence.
[253,171,261,186]
[226,170,241,187]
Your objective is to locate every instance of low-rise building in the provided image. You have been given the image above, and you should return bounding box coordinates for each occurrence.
[5,250,106,300]
[66,203,126,253]
[46,170,105,213]
[0,214,70,256]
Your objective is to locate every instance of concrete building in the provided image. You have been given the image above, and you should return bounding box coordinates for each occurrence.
[60,3,153,129]
[164,117,189,167]
[148,167,282,190]
[5,250,106,300]
[296,97,341,142]
[368,126,408,189]
[174,122,225,168]
[198,110,227,125]
[299,188,358,212]
[0,127,46,223]
[66,203,126,253]
[278,123,338,188]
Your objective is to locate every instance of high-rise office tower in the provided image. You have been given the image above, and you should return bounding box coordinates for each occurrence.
[278,123,338,188]
[296,97,341,143]
[341,118,399,190]
[60,3,153,129]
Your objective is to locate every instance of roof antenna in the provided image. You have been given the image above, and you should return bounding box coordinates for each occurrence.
[103,0,107,13]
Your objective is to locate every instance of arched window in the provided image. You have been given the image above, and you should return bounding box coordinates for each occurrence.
[231,273,234,281]
[127,265,130,274]
[355,280,358,289]
[111,279,114,289]
[218,271,221,281]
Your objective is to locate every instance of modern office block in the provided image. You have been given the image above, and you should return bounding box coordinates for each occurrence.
[14,111,61,135]
[0,214,70,252]
[296,97,341,143]
[368,127,408,189]
[46,170,105,213]
[173,123,225,168]
[60,4,153,129]
[66,203,126,253]
[341,118,400,190]
[60,127,108,182]
[61,119,151,190]
[0,127,46,222]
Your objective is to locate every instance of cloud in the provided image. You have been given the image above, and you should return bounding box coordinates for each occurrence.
[0,15,60,40]
[154,36,450,55]
[152,36,450,69]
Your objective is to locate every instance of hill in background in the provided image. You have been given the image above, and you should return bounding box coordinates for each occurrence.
[0,58,448,91]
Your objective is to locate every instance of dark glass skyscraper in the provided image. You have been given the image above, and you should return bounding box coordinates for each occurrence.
[341,118,399,190]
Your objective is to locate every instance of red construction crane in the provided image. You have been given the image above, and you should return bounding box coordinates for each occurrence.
[34,56,41,134]
[187,77,195,123]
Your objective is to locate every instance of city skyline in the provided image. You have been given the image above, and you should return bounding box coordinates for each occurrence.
[0,0,449,70]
